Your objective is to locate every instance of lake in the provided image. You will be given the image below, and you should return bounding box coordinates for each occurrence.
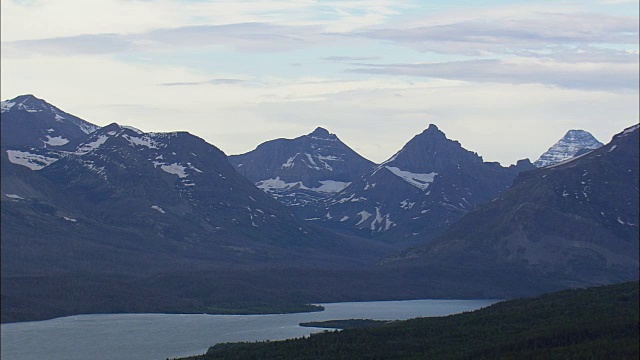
[1,299,499,360]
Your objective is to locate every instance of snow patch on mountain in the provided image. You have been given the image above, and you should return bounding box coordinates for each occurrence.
[256,177,350,194]
[314,180,351,193]
[400,200,415,210]
[1,100,16,112]
[257,177,302,190]
[151,205,166,213]
[76,135,109,154]
[78,122,100,134]
[6,150,59,170]
[282,154,297,169]
[157,163,188,178]
[122,134,162,149]
[43,135,69,146]
[356,210,372,225]
[385,166,437,190]
[121,125,144,134]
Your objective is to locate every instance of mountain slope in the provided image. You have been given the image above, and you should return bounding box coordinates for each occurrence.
[534,129,603,167]
[386,124,639,288]
[300,124,535,243]
[1,94,99,148]
[229,127,376,206]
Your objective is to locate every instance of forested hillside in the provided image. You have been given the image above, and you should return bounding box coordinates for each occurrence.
[179,281,639,360]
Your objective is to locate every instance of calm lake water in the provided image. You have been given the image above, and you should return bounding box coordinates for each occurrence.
[1,299,499,360]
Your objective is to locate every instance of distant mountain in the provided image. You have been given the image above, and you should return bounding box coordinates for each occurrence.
[300,124,535,242]
[534,129,603,167]
[1,94,100,148]
[385,124,639,288]
[229,127,375,206]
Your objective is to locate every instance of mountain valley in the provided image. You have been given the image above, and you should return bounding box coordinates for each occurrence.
[1,94,638,323]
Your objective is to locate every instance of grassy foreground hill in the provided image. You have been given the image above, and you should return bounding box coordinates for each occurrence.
[177,281,639,360]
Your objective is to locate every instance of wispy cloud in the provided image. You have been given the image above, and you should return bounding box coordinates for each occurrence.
[322,56,383,62]
[357,12,638,55]
[2,22,335,56]
[348,51,639,91]
[160,78,250,86]
[1,0,409,42]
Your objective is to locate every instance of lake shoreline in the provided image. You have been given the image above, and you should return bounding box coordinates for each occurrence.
[1,298,499,360]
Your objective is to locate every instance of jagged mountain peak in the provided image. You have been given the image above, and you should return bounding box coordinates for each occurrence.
[422,123,441,133]
[306,126,338,141]
[534,129,603,168]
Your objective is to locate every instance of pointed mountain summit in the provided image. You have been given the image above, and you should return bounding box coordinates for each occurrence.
[386,123,639,290]
[309,126,336,139]
[302,124,535,243]
[1,94,100,148]
[229,127,376,206]
[534,129,603,167]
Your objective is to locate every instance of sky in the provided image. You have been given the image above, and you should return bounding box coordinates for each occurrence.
[1,0,638,165]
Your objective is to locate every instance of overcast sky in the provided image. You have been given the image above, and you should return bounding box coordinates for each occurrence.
[1,0,638,165]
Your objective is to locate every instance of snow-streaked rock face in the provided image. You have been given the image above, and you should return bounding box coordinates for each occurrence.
[534,130,603,168]
[229,127,375,206]
[298,124,536,242]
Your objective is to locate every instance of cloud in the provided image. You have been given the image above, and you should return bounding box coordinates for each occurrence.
[322,56,383,62]
[347,48,640,91]
[357,11,639,55]
[2,22,336,56]
[0,0,408,42]
[160,78,249,86]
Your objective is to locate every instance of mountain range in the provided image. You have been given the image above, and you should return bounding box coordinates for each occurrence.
[231,124,535,243]
[1,94,637,322]
[298,125,536,243]
[385,123,639,289]
[1,95,389,277]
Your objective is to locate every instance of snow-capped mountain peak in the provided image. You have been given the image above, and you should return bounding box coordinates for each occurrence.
[534,130,603,168]
[229,127,375,206]
[1,94,101,149]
